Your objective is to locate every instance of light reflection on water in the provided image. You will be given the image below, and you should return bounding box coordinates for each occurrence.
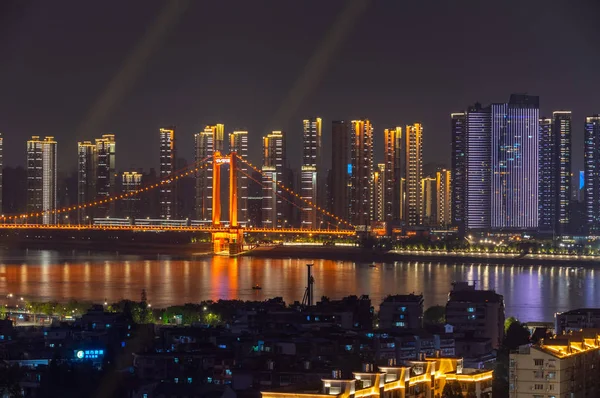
[0,249,597,322]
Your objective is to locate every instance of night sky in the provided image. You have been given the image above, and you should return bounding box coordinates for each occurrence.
[1,0,600,174]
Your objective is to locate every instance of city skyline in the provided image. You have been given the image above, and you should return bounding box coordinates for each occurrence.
[2,1,600,173]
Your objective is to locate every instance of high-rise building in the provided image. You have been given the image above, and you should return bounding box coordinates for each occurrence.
[159,127,176,219]
[465,104,492,231]
[229,131,249,225]
[450,113,466,233]
[95,134,116,218]
[262,131,286,228]
[350,119,374,227]
[585,115,600,234]
[195,124,224,222]
[405,123,423,226]
[384,127,401,221]
[420,176,436,226]
[538,117,554,232]
[373,164,385,222]
[394,128,404,221]
[77,141,97,223]
[491,95,539,230]
[27,136,57,225]
[122,171,142,219]
[437,169,451,227]
[553,111,572,234]
[0,132,3,214]
[330,121,350,224]
[301,118,322,229]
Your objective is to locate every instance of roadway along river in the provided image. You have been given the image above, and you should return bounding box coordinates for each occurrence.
[0,249,597,322]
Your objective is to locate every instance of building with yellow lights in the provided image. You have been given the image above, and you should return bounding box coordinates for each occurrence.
[436,169,451,227]
[262,131,287,228]
[27,136,57,225]
[373,164,385,222]
[95,134,116,218]
[230,131,249,225]
[159,127,176,219]
[404,124,422,226]
[509,329,600,397]
[383,127,402,222]
[350,120,374,228]
[261,356,492,398]
[301,118,322,229]
[122,171,142,219]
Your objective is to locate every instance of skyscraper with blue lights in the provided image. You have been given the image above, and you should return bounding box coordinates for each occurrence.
[491,94,539,230]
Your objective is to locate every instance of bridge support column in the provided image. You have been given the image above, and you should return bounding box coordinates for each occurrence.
[212,153,222,227]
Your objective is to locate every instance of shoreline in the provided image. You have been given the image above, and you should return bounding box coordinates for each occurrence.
[245,246,600,267]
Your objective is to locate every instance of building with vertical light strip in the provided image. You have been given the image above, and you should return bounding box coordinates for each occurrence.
[330,121,350,224]
[384,127,401,221]
[465,104,491,231]
[229,131,248,225]
[77,141,97,223]
[122,171,142,219]
[373,164,385,222]
[405,123,423,226]
[437,169,451,227]
[584,115,600,234]
[159,127,176,219]
[27,136,57,225]
[262,131,286,228]
[95,134,116,218]
[394,127,404,221]
[350,120,374,228]
[420,176,436,226]
[301,118,321,229]
[553,111,572,234]
[491,94,539,230]
[538,117,554,232]
[195,124,224,222]
[450,112,466,233]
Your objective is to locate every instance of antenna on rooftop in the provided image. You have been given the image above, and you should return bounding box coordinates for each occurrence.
[302,264,315,307]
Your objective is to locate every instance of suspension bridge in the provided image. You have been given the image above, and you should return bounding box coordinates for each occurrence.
[0,153,356,255]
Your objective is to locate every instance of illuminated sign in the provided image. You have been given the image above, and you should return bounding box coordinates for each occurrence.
[74,349,104,360]
[215,158,230,164]
[347,164,352,175]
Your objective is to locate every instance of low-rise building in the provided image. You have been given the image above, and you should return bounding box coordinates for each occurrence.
[261,356,492,398]
[445,282,505,348]
[509,329,600,398]
[378,294,423,330]
[555,308,600,334]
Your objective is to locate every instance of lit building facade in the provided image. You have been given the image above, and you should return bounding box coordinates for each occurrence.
[538,117,554,232]
[553,111,572,234]
[584,115,600,234]
[491,95,539,230]
[330,121,349,223]
[350,120,374,227]
[301,117,321,229]
[262,131,286,228]
[384,127,401,221]
[373,164,385,222]
[121,171,142,219]
[465,104,491,231]
[0,132,3,213]
[509,330,600,398]
[159,127,176,219]
[27,136,57,225]
[405,123,423,226]
[437,169,451,227]
[451,112,466,233]
[195,124,224,221]
[420,176,436,226]
[229,131,249,225]
[77,141,97,223]
[95,134,116,218]
[261,357,493,398]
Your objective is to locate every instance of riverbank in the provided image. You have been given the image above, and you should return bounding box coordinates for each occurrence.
[245,245,600,267]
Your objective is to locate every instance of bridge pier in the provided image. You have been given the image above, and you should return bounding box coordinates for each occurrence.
[212,228,244,256]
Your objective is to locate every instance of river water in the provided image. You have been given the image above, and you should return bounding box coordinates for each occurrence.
[0,249,597,322]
